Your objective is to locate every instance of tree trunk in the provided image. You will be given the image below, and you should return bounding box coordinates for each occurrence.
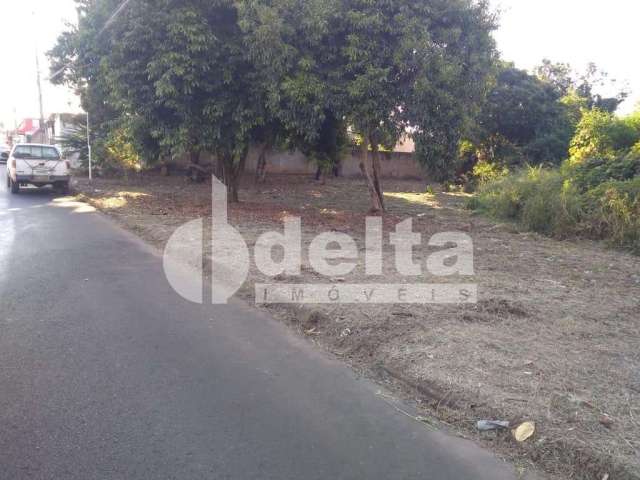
[359,134,384,213]
[370,139,385,211]
[221,153,238,203]
[188,149,204,183]
[220,148,248,204]
[214,155,223,180]
[190,149,200,165]
[254,142,269,185]
[315,164,327,184]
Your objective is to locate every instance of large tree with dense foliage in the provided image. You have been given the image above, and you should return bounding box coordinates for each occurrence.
[237,0,351,183]
[108,0,270,201]
[239,0,497,212]
[52,0,496,206]
[50,0,270,201]
[477,65,574,166]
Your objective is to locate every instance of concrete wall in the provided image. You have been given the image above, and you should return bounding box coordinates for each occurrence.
[175,148,425,180]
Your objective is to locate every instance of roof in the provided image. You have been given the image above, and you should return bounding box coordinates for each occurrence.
[13,143,58,148]
[16,119,41,136]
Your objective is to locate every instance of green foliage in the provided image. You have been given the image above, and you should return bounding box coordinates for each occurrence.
[238,0,352,177]
[537,60,628,113]
[105,0,266,162]
[57,115,90,167]
[409,1,498,181]
[477,65,574,167]
[103,128,141,174]
[48,1,135,167]
[50,0,271,195]
[567,152,640,191]
[471,159,509,186]
[584,178,640,252]
[569,109,640,163]
[470,166,582,236]
[240,0,497,189]
[303,113,350,174]
[471,111,640,253]
[459,61,631,188]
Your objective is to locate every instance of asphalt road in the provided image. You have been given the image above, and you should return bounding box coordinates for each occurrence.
[0,166,521,480]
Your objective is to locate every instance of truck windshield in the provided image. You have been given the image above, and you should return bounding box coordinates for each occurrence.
[13,146,61,160]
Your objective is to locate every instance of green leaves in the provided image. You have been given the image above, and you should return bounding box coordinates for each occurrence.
[50,0,498,188]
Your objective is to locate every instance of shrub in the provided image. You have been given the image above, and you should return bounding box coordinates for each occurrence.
[569,109,640,163]
[103,128,142,176]
[472,166,640,252]
[471,166,582,237]
[472,160,509,187]
[585,178,640,252]
[567,151,640,191]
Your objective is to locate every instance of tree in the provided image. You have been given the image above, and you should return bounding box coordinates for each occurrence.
[238,0,349,186]
[575,63,629,113]
[536,59,629,114]
[340,0,497,211]
[48,1,133,165]
[535,59,573,96]
[108,0,269,200]
[51,0,269,201]
[240,0,497,212]
[476,65,574,167]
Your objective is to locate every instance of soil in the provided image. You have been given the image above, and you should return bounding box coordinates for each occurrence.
[73,173,640,480]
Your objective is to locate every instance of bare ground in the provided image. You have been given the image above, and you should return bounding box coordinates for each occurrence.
[73,173,640,480]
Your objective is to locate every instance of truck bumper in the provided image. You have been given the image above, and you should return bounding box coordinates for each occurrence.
[15,175,71,185]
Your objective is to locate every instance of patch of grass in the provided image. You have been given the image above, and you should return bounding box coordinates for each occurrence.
[470,165,640,252]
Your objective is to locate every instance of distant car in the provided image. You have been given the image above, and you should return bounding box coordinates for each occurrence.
[5,144,71,194]
[0,144,9,164]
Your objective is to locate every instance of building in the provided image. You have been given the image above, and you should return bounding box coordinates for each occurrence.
[13,118,45,144]
[47,113,83,142]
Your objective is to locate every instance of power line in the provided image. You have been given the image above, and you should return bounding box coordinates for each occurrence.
[98,0,134,36]
[47,0,135,82]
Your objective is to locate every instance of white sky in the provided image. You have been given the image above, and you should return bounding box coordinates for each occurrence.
[492,0,640,114]
[0,0,80,130]
[0,0,638,129]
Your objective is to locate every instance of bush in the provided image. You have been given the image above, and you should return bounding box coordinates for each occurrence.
[567,151,640,191]
[473,159,510,185]
[471,165,640,253]
[585,178,640,252]
[102,128,142,176]
[471,166,582,237]
[569,109,640,163]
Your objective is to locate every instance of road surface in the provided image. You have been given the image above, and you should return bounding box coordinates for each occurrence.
[0,167,522,479]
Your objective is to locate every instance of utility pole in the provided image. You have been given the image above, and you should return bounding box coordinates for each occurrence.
[35,50,48,144]
[87,111,93,181]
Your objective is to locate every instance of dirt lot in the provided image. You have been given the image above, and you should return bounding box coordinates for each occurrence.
[73,173,640,479]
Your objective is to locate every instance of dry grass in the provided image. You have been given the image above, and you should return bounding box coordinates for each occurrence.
[74,173,640,480]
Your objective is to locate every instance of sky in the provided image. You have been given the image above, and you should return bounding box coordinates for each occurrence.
[491,0,640,114]
[0,0,639,130]
[0,0,80,130]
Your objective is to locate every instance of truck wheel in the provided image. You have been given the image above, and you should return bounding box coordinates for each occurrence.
[9,178,19,194]
[56,181,70,195]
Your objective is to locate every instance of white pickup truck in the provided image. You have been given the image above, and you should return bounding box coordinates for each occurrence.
[5,144,71,194]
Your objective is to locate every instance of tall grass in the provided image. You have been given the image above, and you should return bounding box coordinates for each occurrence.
[469,166,640,253]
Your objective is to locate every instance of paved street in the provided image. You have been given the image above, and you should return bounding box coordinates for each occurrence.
[0,166,519,480]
